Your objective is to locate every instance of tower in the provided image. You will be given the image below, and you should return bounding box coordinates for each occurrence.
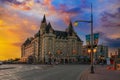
[66,21,77,55]
[40,14,47,35]
[45,22,54,34]
[66,21,76,36]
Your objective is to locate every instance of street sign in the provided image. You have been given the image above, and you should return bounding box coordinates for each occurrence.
[86,34,90,45]
[86,33,99,46]
[94,33,99,45]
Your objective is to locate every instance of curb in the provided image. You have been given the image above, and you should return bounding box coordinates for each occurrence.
[79,67,90,80]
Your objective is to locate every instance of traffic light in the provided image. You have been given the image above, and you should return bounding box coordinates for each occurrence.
[93,45,97,48]
[87,45,91,49]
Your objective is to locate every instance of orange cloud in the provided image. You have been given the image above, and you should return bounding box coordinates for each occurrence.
[0,42,20,60]
[12,3,31,11]
[9,0,35,11]
[63,15,70,24]
[44,0,51,5]
[5,0,76,25]
[42,0,76,25]
[0,6,38,60]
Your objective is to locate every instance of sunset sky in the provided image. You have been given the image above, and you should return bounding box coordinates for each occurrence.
[0,0,120,60]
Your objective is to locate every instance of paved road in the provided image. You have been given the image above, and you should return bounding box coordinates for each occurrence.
[0,64,89,80]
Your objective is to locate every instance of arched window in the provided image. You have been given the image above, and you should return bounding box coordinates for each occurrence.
[72,40,75,48]
[72,40,76,54]
[48,38,53,51]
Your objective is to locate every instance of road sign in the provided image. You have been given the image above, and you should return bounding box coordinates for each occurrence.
[94,33,99,45]
[86,34,90,45]
[86,33,99,46]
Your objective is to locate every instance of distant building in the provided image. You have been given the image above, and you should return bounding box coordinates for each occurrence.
[82,45,108,59]
[96,45,108,59]
[21,15,83,63]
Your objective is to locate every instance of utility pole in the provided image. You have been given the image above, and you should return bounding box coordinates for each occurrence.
[74,4,94,73]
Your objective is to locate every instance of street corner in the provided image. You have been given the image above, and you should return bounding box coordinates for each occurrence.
[79,67,90,80]
[106,65,115,70]
[106,64,120,71]
[86,65,120,80]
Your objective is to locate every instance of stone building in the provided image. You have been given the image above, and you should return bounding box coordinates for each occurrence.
[21,15,83,63]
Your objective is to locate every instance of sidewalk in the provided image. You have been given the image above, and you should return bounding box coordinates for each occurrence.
[80,65,120,80]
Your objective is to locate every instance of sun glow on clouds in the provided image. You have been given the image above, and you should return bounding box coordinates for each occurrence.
[0,6,39,60]
[5,0,77,25]
[11,0,34,10]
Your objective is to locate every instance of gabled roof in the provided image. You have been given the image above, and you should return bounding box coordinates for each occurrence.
[67,21,75,36]
[23,38,32,46]
[54,30,82,41]
[54,30,68,39]
[42,14,46,23]
[75,34,82,41]
[45,22,54,33]
[34,30,40,37]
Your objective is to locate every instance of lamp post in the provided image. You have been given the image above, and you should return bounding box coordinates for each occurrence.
[74,4,94,73]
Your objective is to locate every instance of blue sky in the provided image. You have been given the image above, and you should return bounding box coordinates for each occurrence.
[0,0,120,59]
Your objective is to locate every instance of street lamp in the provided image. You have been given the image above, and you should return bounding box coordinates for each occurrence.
[93,48,97,53]
[88,49,91,54]
[74,4,94,73]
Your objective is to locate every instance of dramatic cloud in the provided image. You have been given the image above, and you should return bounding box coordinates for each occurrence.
[0,0,120,60]
[94,31,120,49]
[103,37,120,48]
[101,11,120,27]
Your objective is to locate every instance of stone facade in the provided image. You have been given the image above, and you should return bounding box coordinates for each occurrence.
[21,15,83,63]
